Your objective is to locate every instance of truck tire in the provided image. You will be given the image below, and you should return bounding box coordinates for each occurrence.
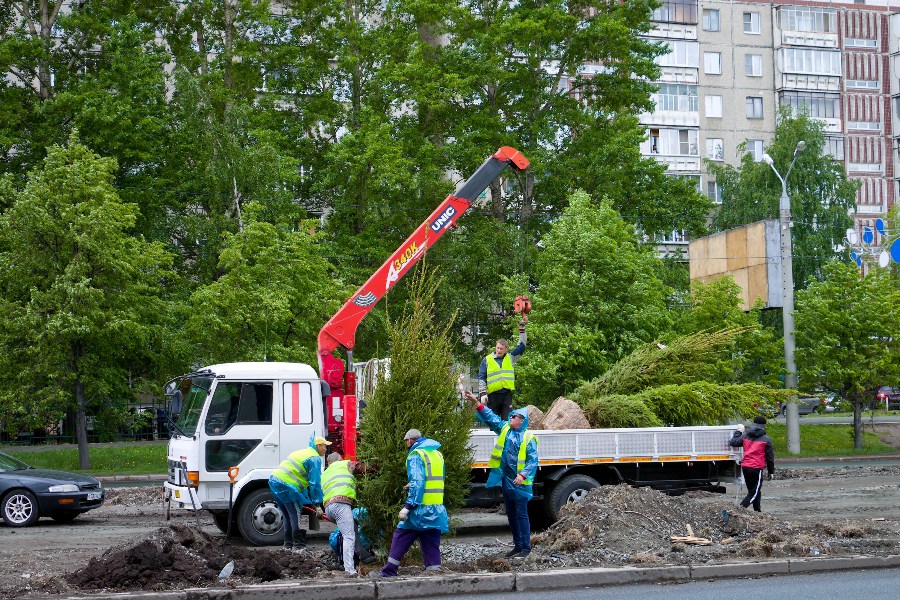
[212,511,238,536]
[546,474,600,522]
[236,488,283,546]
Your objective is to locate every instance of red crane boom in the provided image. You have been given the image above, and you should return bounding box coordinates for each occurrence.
[317,147,530,458]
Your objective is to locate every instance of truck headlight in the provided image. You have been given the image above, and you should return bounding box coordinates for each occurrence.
[48,484,80,493]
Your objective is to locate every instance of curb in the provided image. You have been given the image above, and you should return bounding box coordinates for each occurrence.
[62,555,900,599]
[98,475,165,483]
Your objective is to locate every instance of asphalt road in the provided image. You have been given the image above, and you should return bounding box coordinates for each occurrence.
[432,567,900,600]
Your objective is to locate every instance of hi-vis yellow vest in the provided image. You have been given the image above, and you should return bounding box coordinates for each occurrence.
[488,425,538,485]
[322,460,357,503]
[272,447,318,490]
[485,353,515,393]
[409,448,445,505]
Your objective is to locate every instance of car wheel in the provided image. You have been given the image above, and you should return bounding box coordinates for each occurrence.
[236,488,283,546]
[546,474,600,522]
[2,489,40,527]
[50,512,81,523]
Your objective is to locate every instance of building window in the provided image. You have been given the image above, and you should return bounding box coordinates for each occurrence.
[747,139,764,161]
[703,52,721,74]
[658,40,700,68]
[652,0,699,25]
[649,128,699,156]
[779,6,835,33]
[780,91,840,119]
[653,84,698,112]
[746,96,764,119]
[745,54,763,77]
[743,12,761,34]
[844,38,877,48]
[702,8,720,31]
[705,95,723,117]
[706,138,725,161]
[707,180,722,204]
[782,48,841,76]
[825,137,844,160]
[845,79,879,90]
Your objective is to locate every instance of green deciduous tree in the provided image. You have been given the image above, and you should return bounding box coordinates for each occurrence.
[0,137,172,467]
[182,206,348,366]
[709,108,857,288]
[795,260,900,448]
[357,269,473,547]
[512,190,671,408]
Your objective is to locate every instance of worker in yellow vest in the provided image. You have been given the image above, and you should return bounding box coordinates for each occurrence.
[467,391,538,559]
[374,429,448,577]
[268,436,330,552]
[322,452,363,576]
[478,314,527,420]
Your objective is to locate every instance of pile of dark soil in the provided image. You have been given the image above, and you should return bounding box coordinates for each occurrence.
[527,484,861,568]
[66,524,334,592]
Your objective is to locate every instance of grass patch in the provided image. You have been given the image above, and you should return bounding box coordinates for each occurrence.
[766,423,896,457]
[1,442,167,475]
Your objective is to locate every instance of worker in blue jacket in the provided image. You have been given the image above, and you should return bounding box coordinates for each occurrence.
[375,429,449,577]
[467,392,539,558]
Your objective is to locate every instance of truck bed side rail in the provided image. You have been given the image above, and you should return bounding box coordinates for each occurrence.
[468,425,743,468]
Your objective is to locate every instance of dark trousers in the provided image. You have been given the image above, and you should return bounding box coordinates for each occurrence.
[741,466,764,512]
[487,389,514,421]
[503,491,531,552]
[381,527,442,576]
[274,498,306,547]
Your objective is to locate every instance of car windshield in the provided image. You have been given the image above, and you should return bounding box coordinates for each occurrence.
[172,375,213,437]
[0,451,30,472]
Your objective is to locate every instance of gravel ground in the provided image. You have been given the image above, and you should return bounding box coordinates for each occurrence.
[2,465,900,598]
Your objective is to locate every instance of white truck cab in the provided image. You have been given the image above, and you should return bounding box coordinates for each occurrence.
[163,362,328,545]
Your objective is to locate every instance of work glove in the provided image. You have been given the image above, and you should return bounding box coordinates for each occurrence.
[731,430,742,438]
[315,506,324,519]
[767,472,774,481]
[398,507,410,521]
[480,394,488,404]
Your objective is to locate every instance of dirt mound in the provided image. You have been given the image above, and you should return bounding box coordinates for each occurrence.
[66,524,333,592]
[530,485,835,566]
[104,486,164,507]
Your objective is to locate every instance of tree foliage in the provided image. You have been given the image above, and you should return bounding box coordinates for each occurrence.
[181,206,348,367]
[675,277,783,387]
[795,260,900,448]
[356,268,473,547]
[709,108,857,288]
[0,137,172,466]
[511,190,671,408]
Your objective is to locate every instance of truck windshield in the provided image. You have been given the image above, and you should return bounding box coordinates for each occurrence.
[173,376,213,437]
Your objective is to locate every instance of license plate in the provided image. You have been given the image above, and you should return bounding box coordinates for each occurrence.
[87,491,102,500]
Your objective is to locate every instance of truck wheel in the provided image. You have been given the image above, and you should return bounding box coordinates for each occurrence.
[236,488,283,546]
[212,511,237,536]
[546,474,600,522]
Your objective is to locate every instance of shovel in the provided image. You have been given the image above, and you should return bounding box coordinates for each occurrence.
[225,466,239,545]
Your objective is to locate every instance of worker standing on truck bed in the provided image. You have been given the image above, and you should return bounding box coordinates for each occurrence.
[478,314,528,420]
[322,452,364,576]
[467,392,539,558]
[729,416,775,512]
[374,429,448,577]
[268,436,330,552]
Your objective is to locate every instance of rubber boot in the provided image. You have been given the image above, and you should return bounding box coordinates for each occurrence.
[292,529,307,553]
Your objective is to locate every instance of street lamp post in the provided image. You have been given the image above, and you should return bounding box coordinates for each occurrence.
[763,141,805,455]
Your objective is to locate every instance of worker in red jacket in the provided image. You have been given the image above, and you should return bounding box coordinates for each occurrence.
[729,416,775,512]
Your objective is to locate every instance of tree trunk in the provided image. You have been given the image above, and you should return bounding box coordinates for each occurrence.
[853,400,863,450]
[223,0,234,91]
[75,378,90,469]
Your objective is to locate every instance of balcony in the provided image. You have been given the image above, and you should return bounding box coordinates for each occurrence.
[781,74,841,92]
[779,31,838,49]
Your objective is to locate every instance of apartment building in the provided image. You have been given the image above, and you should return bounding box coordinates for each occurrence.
[642,0,897,255]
